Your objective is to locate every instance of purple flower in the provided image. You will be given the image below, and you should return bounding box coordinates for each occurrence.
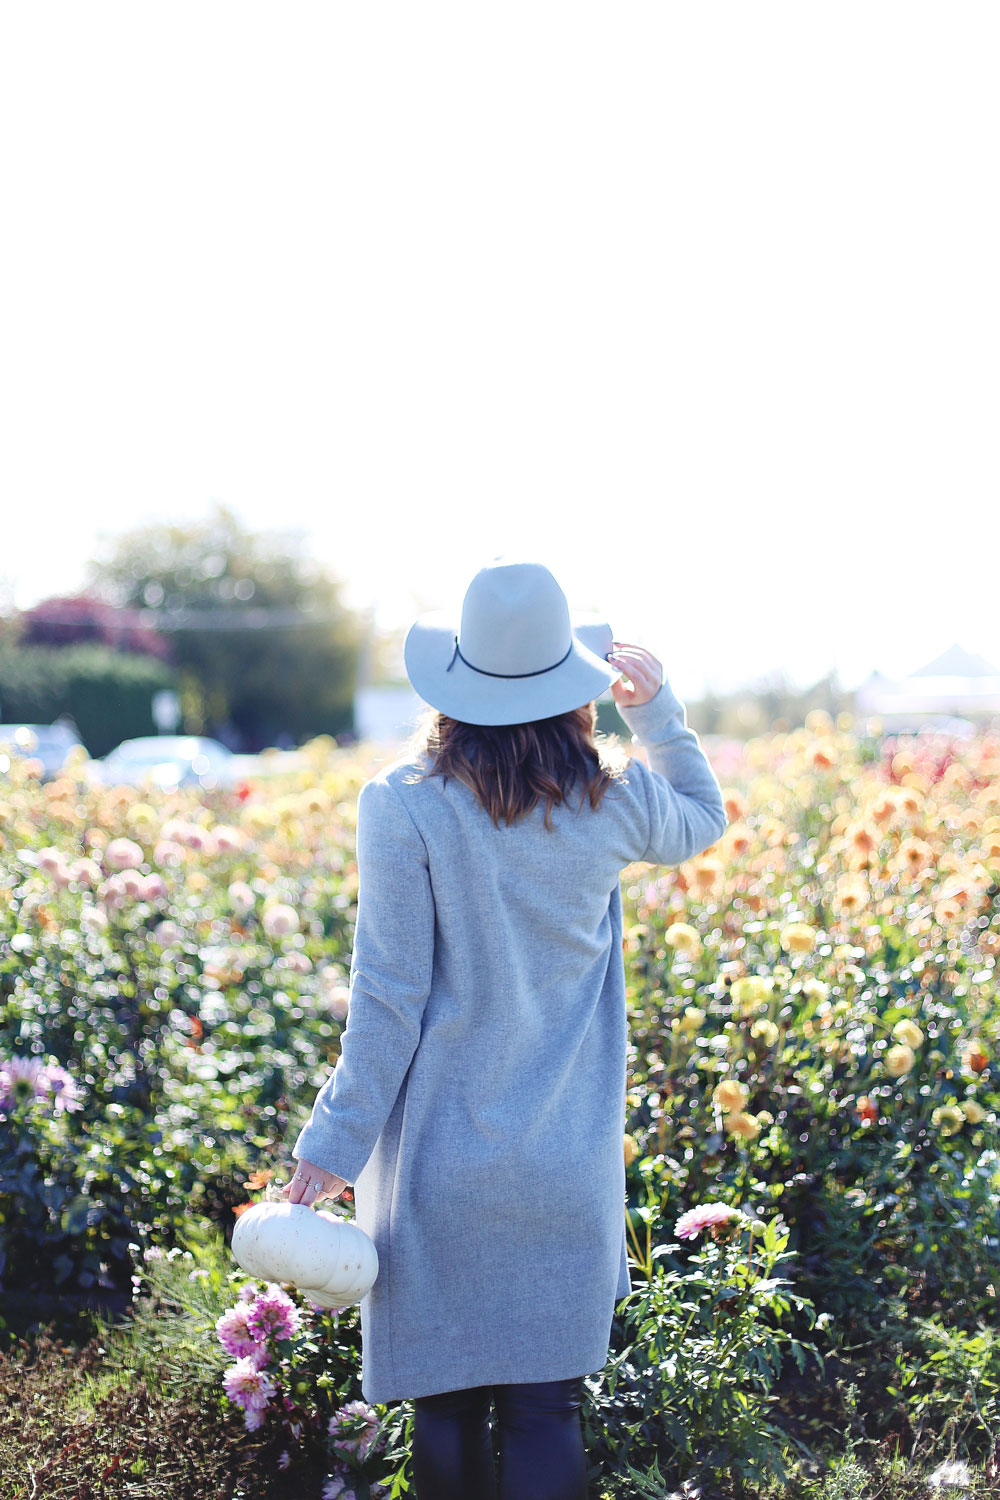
[0,1057,84,1116]
[37,1064,84,1113]
[246,1284,302,1342]
[0,1056,46,1108]
[244,1406,267,1432]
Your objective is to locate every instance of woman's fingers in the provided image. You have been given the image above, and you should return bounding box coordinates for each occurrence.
[610,642,655,667]
[281,1161,347,1207]
[608,643,663,707]
[284,1174,317,1206]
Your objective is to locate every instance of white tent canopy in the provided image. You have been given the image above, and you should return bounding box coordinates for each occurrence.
[855,643,1000,727]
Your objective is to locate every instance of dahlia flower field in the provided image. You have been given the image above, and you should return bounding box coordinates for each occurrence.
[1,712,999,1496]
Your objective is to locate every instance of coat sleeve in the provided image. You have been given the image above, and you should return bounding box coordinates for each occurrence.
[617,677,729,866]
[291,774,435,1184]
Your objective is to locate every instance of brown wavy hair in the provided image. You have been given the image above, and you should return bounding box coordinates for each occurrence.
[402,701,630,830]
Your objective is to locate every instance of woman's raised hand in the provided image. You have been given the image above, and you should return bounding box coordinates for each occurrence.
[608,643,663,710]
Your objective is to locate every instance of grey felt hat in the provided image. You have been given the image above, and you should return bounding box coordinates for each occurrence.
[404,559,620,727]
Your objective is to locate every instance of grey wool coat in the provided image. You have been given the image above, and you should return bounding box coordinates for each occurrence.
[292,678,728,1404]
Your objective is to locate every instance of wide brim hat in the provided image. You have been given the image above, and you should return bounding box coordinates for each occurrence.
[404,559,620,727]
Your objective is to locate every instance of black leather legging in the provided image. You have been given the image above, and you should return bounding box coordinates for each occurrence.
[411,1376,588,1500]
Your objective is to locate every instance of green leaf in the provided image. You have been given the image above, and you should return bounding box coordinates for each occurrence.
[62,1195,94,1236]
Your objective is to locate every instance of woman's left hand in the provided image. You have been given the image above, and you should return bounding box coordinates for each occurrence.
[278,1158,351,1207]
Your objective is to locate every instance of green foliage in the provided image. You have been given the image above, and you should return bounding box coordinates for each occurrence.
[87,502,365,747]
[618,725,1000,1455]
[99,1231,408,1500]
[582,1206,824,1493]
[0,642,174,757]
[0,774,361,1326]
[883,1311,1000,1455]
[4,719,1000,1493]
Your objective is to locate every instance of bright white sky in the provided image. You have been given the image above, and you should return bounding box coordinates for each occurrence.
[1,3,997,701]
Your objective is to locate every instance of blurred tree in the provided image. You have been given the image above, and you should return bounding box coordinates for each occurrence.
[86,503,364,749]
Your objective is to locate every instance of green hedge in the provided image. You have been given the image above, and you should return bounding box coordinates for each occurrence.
[0,645,176,758]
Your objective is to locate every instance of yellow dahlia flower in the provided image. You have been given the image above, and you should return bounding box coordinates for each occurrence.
[127,802,158,832]
[892,1019,924,1049]
[931,1105,964,1137]
[723,1111,761,1140]
[674,1006,706,1035]
[665,921,702,959]
[731,976,774,1011]
[713,1079,749,1113]
[884,1043,916,1077]
[780,923,817,954]
[962,1099,987,1124]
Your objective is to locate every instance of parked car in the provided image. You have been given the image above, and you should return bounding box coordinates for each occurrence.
[0,721,84,780]
[94,735,237,790]
[876,715,977,740]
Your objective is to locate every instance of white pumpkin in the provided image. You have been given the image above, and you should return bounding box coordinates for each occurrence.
[297,1281,353,1310]
[231,1202,379,1304]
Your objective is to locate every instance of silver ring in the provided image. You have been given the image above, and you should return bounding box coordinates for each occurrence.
[311,1179,324,1191]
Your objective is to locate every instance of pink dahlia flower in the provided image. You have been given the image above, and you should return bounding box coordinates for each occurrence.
[69,856,103,888]
[228,880,255,911]
[153,838,187,867]
[104,837,144,871]
[161,818,203,847]
[119,869,145,899]
[283,951,313,974]
[246,1284,302,1342]
[98,874,129,909]
[675,1202,742,1241]
[327,1399,380,1460]
[141,872,167,902]
[263,903,299,938]
[322,1477,357,1500]
[243,1406,267,1432]
[215,825,247,854]
[222,1357,277,1412]
[216,1303,263,1360]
